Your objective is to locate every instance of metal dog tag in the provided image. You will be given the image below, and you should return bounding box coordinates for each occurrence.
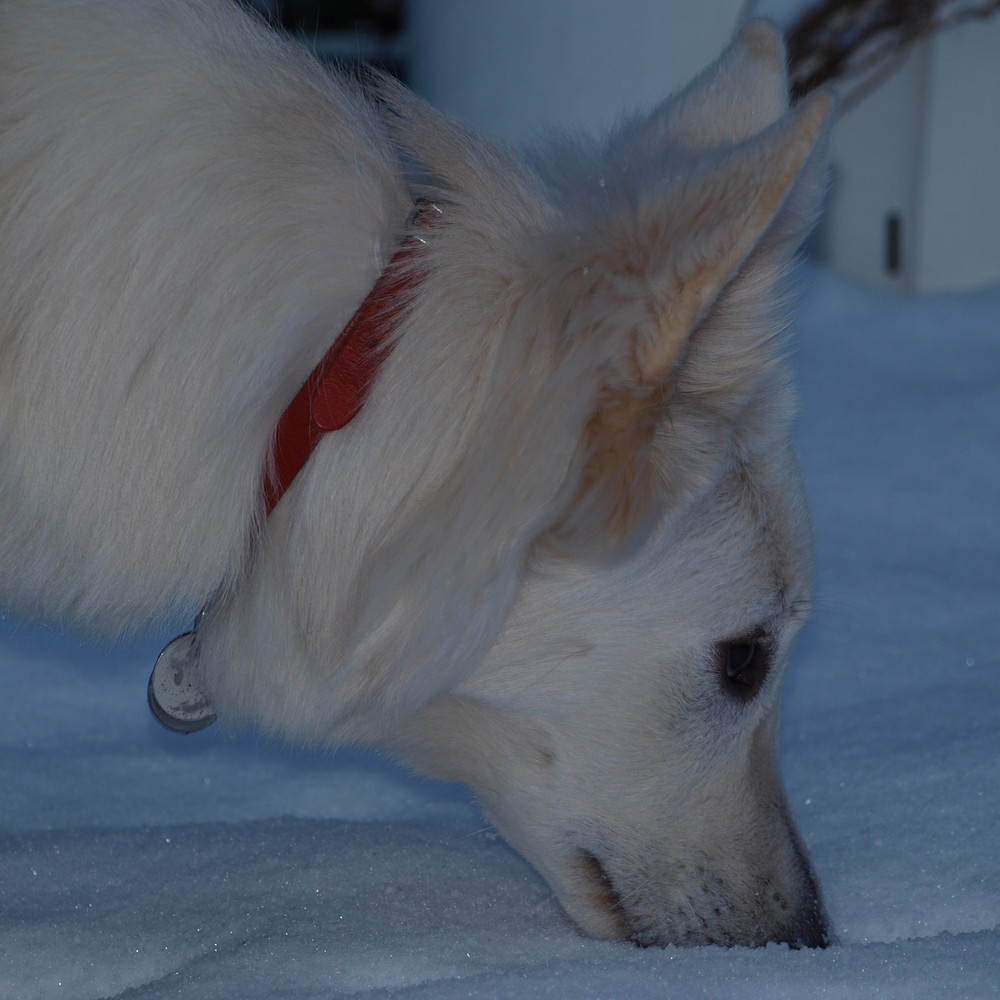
[148,626,217,734]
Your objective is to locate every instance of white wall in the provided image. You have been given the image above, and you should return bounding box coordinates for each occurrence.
[408,0,745,145]
[407,0,1000,292]
[914,19,1000,292]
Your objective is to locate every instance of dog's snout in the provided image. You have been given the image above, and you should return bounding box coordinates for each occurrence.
[576,850,631,939]
[569,840,830,949]
[788,894,831,949]
[782,859,832,949]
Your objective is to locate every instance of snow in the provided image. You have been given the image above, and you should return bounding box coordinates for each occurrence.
[2,263,998,998]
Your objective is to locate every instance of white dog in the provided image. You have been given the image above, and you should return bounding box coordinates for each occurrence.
[0,0,833,947]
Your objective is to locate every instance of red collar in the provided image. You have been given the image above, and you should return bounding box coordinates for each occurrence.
[262,202,438,514]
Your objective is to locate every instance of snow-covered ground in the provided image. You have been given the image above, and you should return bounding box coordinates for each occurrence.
[1,263,998,998]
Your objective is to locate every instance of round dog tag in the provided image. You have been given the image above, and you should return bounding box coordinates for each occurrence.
[148,629,217,733]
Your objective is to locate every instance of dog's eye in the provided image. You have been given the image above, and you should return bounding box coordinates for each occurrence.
[716,635,770,702]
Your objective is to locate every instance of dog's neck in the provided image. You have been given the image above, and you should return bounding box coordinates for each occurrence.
[148,202,439,735]
[262,201,439,514]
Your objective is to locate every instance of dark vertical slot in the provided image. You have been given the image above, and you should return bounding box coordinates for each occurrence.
[885,212,903,275]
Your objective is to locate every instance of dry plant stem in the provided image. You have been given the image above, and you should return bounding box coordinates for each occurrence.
[787,0,1000,105]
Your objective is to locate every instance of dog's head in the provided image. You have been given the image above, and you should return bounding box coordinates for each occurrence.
[379,21,832,947]
[391,440,824,946]
[202,19,832,948]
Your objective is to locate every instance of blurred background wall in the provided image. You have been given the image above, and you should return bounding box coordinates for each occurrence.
[250,0,1000,294]
[407,0,745,145]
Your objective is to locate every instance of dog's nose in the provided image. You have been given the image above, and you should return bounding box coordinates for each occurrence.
[784,893,831,948]
[782,855,832,948]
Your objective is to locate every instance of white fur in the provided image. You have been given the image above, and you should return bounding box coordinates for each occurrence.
[0,1,833,947]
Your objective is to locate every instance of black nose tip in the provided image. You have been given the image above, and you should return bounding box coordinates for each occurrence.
[786,869,832,949]
[791,897,832,948]
[783,827,832,948]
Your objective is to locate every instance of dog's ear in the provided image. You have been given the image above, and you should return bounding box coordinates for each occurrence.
[640,19,790,153]
[548,89,833,554]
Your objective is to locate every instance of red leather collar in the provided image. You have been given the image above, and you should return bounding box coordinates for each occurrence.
[262,202,438,514]
[149,203,437,736]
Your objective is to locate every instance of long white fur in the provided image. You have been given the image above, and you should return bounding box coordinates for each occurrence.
[0,0,833,948]
[0,0,410,626]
